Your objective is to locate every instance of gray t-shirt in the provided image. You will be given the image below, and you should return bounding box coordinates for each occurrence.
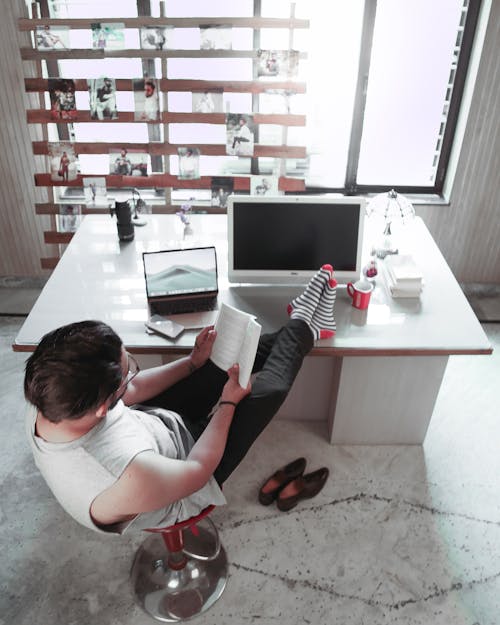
[25,400,226,534]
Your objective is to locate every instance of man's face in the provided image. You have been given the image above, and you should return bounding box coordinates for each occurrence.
[145,84,154,98]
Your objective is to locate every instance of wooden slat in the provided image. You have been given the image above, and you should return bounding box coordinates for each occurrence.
[19,17,310,30]
[32,141,307,158]
[34,173,306,192]
[24,77,306,94]
[27,109,306,126]
[22,48,305,61]
[44,231,73,244]
[40,257,60,270]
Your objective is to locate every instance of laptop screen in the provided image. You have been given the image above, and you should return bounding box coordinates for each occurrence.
[143,247,218,298]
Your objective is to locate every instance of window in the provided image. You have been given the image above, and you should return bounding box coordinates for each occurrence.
[37,0,480,199]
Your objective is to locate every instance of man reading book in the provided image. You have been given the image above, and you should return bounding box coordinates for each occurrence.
[24,266,337,534]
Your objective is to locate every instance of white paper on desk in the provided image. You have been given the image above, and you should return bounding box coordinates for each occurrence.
[210,302,262,388]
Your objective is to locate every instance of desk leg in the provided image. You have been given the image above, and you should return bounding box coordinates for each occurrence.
[328,355,449,445]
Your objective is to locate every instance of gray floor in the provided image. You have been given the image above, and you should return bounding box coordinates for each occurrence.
[1,316,499,625]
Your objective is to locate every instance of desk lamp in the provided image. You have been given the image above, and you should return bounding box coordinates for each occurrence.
[366,189,415,258]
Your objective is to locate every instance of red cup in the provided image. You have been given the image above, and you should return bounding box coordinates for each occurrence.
[347,280,374,310]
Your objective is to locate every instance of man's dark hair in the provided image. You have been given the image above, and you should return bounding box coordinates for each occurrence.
[24,321,123,424]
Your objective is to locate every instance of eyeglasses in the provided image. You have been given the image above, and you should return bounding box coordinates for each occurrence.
[121,352,140,390]
[109,352,140,408]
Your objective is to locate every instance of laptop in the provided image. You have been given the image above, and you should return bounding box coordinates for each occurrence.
[142,246,219,325]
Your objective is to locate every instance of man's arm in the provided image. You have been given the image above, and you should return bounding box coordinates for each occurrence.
[90,364,249,525]
[122,326,216,406]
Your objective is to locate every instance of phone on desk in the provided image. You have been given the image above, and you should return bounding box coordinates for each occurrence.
[145,316,185,340]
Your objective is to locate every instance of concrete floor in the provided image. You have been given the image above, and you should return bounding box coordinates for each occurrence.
[1,315,499,625]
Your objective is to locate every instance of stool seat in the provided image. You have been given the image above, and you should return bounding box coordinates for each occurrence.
[130,506,228,622]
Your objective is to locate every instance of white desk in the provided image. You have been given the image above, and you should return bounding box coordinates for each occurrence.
[14,215,492,444]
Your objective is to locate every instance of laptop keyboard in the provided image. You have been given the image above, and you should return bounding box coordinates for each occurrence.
[153,297,218,316]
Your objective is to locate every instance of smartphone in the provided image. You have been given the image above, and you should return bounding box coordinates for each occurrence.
[145,318,185,339]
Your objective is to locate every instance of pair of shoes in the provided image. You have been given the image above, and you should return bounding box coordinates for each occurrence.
[258,457,306,505]
[276,467,329,512]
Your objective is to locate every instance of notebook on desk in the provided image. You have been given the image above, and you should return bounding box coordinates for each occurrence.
[142,246,219,324]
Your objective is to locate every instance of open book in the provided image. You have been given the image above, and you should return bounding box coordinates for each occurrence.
[210,303,262,388]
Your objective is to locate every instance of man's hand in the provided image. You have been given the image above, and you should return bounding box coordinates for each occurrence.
[220,363,251,406]
[189,326,216,370]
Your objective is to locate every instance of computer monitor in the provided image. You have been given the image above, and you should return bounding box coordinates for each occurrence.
[227,195,366,285]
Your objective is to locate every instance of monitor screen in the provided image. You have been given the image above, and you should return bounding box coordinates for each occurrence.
[228,196,366,284]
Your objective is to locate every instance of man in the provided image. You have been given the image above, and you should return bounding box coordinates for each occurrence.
[141,79,159,121]
[93,78,117,120]
[231,116,254,155]
[25,268,337,534]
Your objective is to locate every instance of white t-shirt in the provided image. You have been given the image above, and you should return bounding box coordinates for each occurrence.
[25,401,226,534]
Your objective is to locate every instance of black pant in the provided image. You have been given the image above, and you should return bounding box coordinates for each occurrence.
[144,319,313,484]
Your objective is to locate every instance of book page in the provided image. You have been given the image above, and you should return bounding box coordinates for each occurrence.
[237,318,262,388]
[210,303,256,372]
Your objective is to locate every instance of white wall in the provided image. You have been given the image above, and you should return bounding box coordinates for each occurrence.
[0,2,498,282]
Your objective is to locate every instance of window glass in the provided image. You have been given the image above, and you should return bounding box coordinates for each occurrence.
[305,1,364,187]
[357,0,464,186]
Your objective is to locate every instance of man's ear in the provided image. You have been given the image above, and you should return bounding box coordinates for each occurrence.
[95,401,109,419]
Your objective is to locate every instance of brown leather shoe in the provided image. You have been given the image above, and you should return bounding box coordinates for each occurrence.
[258,457,307,505]
[276,467,329,511]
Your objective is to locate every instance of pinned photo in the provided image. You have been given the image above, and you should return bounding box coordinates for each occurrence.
[261,88,296,114]
[58,204,82,233]
[211,177,234,208]
[48,142,78,182]
[200,25,232,50]
[110,149,149,177]
[250,175,280,196]
[226,114,255,157]
[177,148,200,180]
[88,77,118,120]
[83,177,107,207]
[48,78,77,121]
[257,50,299,80]
[133,78,160,122]
[192,90,223,113]
[35,25,69,50]
[91,22,125,50]
[140,26,173,50]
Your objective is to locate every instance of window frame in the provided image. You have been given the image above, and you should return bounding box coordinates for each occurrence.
[43,0,483,199]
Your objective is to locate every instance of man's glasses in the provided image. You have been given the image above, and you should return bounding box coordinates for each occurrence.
[109,352,140,408]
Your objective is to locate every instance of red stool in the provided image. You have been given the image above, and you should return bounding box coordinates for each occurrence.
[130,506,228,622]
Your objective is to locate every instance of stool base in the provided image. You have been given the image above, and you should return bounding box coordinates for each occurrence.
[131,526,228,622]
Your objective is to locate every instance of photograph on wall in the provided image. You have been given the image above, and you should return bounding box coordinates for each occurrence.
[91,22,125,50]
[88,77,118,120]
[210,177,234,208]
[140,26,173,50]
[83,177,107,207]
[192,90,223,113]
[226,113,255,157]
[200,25,232,50]
[133,77,160,122]
[48,78,77,121]
[250,175,280,196]
[110,148,149,177]
[261,88,296,114]
[58,204,82,233]
[35,25,69,50]
[177,147,200,180]
[257,50,299,80]
[48,142,78,182]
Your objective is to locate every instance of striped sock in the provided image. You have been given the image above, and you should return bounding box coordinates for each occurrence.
[287,264,332,322]
[310,278,337,339]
